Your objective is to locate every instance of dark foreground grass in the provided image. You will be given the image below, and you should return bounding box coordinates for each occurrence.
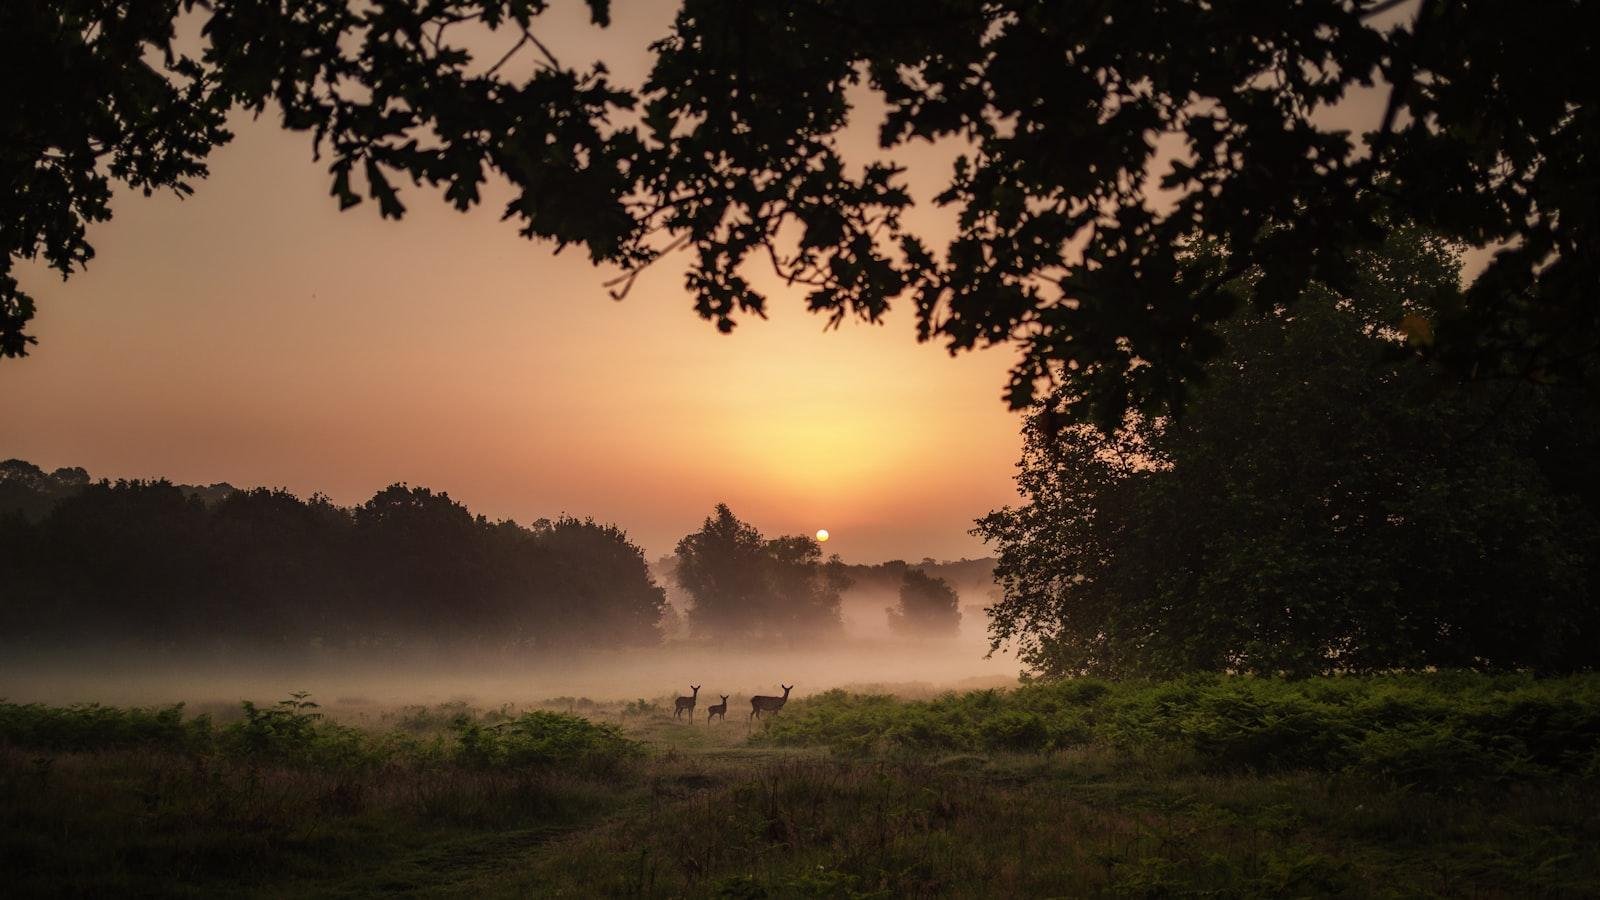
[3,673,1599,898]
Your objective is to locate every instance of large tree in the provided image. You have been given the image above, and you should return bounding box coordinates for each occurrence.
[5,1,1595,421]
[977,230,1600,676]
[672,504,845,638]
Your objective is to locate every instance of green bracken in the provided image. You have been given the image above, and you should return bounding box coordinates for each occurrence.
[756,674,1600,784]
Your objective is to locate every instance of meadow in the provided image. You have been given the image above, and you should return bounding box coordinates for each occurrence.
[4,673,1599,898]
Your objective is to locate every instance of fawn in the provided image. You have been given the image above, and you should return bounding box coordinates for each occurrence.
[706,694,729,723]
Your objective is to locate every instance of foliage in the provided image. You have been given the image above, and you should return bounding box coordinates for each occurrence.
[0,466,666,651]
[673,504,848,639]
[0,694,641,775]
[1,0,229,357]
[453,711,641,773]
[753,673,1600,784]
[6,2,1596,422]
[621,698,664,718]
[519,717,1600,898]
[4,683,1600,896]
[977,231,1600,676]
[0,700,211,754]
[885,568,961,637]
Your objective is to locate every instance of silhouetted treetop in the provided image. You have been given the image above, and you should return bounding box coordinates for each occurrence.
[672,503,846,639]
[5,1,1594,422]
[0,462,666,651]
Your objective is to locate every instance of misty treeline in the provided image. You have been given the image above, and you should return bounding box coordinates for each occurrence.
[835,560,972,637]
[980,230,1600,677]
[0,464,664,652]
[0,467,979,652]
[655,513,979,640]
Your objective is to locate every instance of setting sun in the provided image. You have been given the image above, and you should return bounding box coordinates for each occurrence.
[815,529,830,542]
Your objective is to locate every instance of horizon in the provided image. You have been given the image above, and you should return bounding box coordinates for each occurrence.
[0,453,1004,567]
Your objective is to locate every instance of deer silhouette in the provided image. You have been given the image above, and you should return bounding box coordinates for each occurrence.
[674,685,700,719]
[706,694,729,724]
[749,684,793,722]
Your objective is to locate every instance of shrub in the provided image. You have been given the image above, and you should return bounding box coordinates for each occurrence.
[453,711,641,773]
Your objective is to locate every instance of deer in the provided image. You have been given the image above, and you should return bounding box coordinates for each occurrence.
[706,694,729,724]
[674,685,700,720]
[749,684,793,723]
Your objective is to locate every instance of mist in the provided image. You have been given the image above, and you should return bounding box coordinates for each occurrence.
[0,605,1018,710]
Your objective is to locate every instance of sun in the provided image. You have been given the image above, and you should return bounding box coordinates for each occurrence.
[815,529,830,542]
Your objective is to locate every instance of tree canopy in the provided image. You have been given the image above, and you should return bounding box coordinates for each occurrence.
[976,230,1600,676]
[672,503,847,639]
[5,1,1594,420]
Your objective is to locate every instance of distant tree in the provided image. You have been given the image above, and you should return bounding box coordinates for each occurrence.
[764,534,849,636]
[673,504,772,637]
[25,479,211,644]
[5,2,1596,423]
[673,504,845,639]
[350,484,491,645]
[649,553,693,640]
[887,569,961,638]
[49,466,89,487]
[205,487,352,646]
[0,460,91,520]
[978,230,1600,676]
[524,515,667,647]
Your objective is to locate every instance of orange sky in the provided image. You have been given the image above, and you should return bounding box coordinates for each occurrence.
[0,3,1027,563]
[1,3,1412,562]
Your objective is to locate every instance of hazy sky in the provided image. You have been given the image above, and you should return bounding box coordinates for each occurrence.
[1,3,1409,563]
[0,3,1025,564]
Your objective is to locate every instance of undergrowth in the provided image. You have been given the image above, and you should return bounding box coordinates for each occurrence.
[752,672,1600,784]
[0,693,642,772]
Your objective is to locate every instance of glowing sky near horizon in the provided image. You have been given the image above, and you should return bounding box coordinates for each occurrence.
[0,3,1027,564]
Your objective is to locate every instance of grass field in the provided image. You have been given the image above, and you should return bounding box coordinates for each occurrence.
[4,674,1599,897]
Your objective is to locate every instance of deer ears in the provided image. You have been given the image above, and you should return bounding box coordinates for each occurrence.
[691,685,701,691]
[721,695,730,701]
[782,684,794,692]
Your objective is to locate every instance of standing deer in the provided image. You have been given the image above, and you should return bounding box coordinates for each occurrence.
[749,685,793,723]
[674,685,700,720]
[706,694,729,724]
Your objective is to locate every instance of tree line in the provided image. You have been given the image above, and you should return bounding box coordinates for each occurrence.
[835,559,981,638]
[0,465,665,652]
[0,468,974,651]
